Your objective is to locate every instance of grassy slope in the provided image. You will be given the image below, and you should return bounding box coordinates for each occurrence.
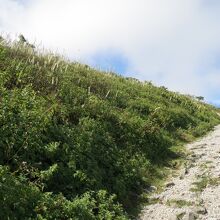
[0,39,220,219]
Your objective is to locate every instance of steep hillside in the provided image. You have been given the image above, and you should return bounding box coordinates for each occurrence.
[0,38,219,219]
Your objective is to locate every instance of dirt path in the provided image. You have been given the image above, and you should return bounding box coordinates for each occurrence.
[139,125,220,220]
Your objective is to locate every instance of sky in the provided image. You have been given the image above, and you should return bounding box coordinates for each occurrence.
[0,0,220,106]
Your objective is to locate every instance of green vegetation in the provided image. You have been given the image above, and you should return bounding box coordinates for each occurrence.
[166,199,193,208]
[199,161,214,170]
[0,38,220,219]
[191,175,220,192]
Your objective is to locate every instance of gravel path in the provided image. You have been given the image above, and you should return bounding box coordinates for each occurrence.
[139,125,220,220]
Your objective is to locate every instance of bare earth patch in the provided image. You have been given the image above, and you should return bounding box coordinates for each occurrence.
[139,125,220,220]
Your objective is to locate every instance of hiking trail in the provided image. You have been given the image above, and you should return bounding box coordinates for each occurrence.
[139,125,220,220]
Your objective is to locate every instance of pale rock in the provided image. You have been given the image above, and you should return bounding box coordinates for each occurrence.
[182,211,197,220]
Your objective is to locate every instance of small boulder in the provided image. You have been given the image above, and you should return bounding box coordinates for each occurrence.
[176,211,186,219]
[166,182,175,187]
[185,167,189,174]
[182,211,197,220]
[145,185,157,192]
[169,214,178,220]
[195,206,207,215]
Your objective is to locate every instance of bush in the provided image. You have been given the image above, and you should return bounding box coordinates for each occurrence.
[0,41,219,219]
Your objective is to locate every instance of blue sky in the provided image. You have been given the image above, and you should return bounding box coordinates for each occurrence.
[87,51,129,75]
[1,0,220,106]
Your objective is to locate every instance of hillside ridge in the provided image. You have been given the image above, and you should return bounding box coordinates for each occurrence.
[0,38,220,219]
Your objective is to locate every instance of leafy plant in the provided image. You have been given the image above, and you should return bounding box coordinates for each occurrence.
[0,38,219,219]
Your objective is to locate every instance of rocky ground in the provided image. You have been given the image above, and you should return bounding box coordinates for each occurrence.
[139,125,220,220]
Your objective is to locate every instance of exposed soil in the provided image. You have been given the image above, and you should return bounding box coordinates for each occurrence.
[139,125,220,220]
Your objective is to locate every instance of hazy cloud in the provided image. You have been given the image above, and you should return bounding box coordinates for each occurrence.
[1,0,220,103]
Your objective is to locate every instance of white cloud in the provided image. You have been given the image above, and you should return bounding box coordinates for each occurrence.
[1,0,220,101]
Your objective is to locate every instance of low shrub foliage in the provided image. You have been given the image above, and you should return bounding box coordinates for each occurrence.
[0,39,219,219]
